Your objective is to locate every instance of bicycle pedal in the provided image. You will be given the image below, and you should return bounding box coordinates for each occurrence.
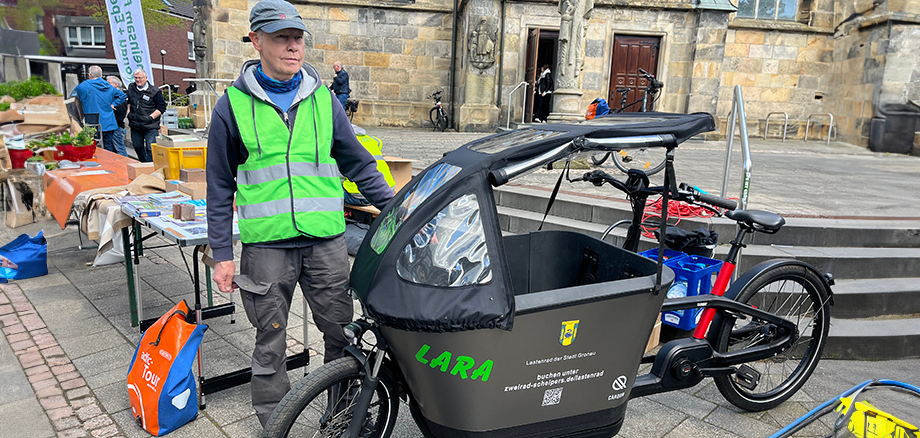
[733,364,761,391]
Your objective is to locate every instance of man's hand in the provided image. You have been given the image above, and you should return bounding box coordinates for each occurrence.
[213,260,236,293]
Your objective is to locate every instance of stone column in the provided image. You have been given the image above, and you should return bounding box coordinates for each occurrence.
[686,11,730,116]
[548,0,594,122]
[459,0,502,131]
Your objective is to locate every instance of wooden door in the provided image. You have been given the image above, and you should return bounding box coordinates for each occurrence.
[524,28,540,123]
[608,35,660,112]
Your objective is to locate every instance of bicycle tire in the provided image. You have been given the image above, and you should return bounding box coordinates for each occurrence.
[611,148,667,176]
[436,110,448,132]
[590,152,611,166]
[712,264,831,412]
[261,357,399,438]
[429,107,442,131]
[347,108,354,122]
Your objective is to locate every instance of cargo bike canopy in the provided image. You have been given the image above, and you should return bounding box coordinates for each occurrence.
[350,112,717,333]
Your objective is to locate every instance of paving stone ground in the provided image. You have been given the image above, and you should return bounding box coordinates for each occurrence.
[0,127,918,438]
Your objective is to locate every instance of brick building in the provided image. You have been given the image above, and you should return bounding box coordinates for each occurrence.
[3,0,196,95]
[196,0,918,147]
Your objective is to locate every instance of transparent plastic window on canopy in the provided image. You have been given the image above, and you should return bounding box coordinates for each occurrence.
[370,163,463,254]
[396,193,491,287]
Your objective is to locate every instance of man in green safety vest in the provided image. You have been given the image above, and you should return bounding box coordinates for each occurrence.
[205,0,395,427]
[343,127,396,206]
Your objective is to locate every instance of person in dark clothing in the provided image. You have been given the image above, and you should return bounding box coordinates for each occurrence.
[71,65,127,156]
[126,68,167,162]
[534,64,554,123]
[331,61,350,109]
[206,0,394,427]
[106,76,128,132]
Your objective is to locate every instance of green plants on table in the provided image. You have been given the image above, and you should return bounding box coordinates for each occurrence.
[0,102,10,112]
[0,76,60,101]
[73,127,97,147]
[170,94,190,107]
[178,117,194,129]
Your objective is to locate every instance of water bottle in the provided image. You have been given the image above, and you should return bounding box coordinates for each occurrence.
[667,280,688,316]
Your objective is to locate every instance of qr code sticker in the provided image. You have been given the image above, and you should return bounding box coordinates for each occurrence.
[542,387,563,406]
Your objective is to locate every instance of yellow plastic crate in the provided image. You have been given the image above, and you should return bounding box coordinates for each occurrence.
[152,143,206,180]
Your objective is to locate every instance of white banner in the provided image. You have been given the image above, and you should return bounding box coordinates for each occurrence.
[106,0,155,88]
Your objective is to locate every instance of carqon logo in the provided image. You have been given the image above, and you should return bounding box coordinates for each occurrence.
[611,375,627,391]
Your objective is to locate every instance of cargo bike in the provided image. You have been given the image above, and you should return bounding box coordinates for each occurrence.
[262,112,834,438]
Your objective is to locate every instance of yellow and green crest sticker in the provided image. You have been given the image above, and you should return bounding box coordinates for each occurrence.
[560,320,579,346]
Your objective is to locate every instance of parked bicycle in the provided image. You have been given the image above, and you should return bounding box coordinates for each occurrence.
[261,113,833,438]
[344,98,359,122]
[428,91,448,132]
[592,68,667,174]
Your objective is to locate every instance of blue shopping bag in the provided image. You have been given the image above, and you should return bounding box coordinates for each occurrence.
[0,231,48,280]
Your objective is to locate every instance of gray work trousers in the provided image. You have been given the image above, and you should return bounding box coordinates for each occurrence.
[238,237,353,427]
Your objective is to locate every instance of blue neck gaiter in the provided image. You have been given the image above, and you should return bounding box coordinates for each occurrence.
[255,63,302,93]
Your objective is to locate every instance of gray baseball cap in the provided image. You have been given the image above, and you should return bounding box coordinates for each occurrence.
[249,0,310,34]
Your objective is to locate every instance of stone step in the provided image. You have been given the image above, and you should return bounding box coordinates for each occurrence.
[713,245,920,280]
[825,317,920,360]
[498,204,920,280]
[830,278,920,318]
[495,185,920,248]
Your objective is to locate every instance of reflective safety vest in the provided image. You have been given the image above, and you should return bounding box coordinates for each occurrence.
[342,134,396,196]
[227,86,345,244]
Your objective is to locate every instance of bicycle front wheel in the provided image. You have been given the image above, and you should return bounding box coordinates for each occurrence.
[430,107,448,131]
[611,148,667,175]
[262,357,399,438]
[712,264,831,411]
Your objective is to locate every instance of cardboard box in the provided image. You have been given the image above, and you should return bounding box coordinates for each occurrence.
[180,168,206,183]
[645,318,662,354]
[11,95,71,128]
[178,182,207,200]
[383,157,416,192]
[192,113,208,129]
[172,203,196,221]
[157,134,206,148]
[0,109,24,124]
[175,106,189,118]
[126,162,156,179]
[165,179,185,192]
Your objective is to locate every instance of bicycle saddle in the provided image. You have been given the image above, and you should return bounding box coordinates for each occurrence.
[725,209,785,233]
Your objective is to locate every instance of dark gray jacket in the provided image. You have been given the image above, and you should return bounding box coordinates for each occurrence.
[206,60,394,262]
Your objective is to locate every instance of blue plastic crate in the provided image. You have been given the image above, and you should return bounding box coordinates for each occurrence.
[639,248,690,264]
[661,254,723,330]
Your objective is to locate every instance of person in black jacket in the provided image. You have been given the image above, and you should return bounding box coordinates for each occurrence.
[534,64,554,123]
[106,76,128,146]
[332,61,350,109]
[126,68,167,162]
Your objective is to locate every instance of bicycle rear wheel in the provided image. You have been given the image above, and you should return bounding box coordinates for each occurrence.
[590,152,611,166]
[611,148,667,175]
[712,264,831,411]
[262,357,399,438]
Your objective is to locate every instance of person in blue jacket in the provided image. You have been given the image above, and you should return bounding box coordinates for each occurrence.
[71,66,128,156]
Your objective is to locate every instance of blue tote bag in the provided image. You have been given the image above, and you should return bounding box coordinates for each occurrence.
[0,231,48,280]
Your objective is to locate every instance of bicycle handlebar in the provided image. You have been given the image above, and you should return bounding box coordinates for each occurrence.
[574,171,737,212]
[637,68,664,91]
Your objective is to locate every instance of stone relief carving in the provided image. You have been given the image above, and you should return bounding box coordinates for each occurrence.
[192,5,209,62]
[468,17,497,70]
[556,0,594,89]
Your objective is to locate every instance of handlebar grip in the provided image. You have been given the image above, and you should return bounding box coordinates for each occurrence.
[697,192,737,210]
[638,68,649,76]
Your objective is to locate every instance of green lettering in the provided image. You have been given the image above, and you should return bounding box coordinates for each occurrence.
[471,360,493,382]
[430,351,452,372]
[415,344,431,365]
[450,356,475,379]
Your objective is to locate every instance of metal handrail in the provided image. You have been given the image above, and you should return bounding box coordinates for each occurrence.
[720,85,753,211]
[182,78,235,129]
[764,112,788,142]
[506,81,528,129]
[805,113,834,145]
